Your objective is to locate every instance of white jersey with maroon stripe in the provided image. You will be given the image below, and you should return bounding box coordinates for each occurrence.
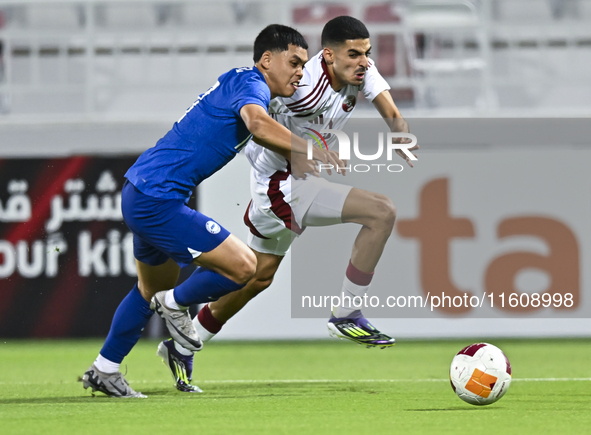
[245,50,390,176]
[243,50,390,251]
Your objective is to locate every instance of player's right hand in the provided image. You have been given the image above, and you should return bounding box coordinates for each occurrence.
[328,150,347,176]
[289,152,319,179]
[312,147,347,176]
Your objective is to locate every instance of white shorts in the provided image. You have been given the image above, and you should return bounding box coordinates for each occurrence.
[244,168,353,256]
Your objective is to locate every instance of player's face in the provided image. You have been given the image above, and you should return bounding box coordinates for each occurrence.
[325,39,371,90]
[265,44,308,98]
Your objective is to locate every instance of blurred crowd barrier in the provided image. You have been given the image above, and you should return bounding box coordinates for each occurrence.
[0,0,590,119]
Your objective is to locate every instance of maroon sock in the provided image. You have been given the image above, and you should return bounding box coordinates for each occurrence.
[346,260,374,286]
[197,304,225,334]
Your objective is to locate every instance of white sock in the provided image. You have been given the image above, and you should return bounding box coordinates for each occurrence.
[164,289,187,311]
[94,354,120,374]
[332,276,371,318]
[193,316,217,342]
[174,340,194,356]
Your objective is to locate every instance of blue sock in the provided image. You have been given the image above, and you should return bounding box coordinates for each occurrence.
[100,284,153,364]
[173,267,245,306]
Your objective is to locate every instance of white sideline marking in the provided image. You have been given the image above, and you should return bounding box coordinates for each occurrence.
[2,378,591,386]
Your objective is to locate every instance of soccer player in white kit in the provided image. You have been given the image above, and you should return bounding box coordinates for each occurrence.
[159,16,417,392]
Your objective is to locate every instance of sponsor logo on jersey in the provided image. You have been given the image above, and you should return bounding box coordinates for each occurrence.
[342,95,356,112]
[206,220,221,234]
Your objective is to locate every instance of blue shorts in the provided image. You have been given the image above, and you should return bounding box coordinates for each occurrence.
[122,180,230,268]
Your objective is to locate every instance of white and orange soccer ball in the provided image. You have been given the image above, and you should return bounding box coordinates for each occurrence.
[449,343,512,406]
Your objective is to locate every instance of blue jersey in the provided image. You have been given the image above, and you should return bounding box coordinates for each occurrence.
[126,66,270,201]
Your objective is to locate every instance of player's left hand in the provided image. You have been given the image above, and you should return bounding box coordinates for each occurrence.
[396,143,419,168]
[391,118,419,168]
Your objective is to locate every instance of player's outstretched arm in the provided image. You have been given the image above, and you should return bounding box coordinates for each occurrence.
[372,90,419,168]
[240,103,345,173]
[373,89,403,120]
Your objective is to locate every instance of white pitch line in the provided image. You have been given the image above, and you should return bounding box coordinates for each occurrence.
[189,378,591,383]
[1,378,591,386]
[511,378,591,382]
[168,379,445,384]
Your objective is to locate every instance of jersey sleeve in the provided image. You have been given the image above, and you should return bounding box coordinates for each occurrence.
[360,58,391,102]
[232,72,271,115]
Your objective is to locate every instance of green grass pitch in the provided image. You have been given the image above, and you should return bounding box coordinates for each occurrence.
[1,338,590,434]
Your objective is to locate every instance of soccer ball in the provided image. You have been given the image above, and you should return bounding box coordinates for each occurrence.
[449,343,512,406]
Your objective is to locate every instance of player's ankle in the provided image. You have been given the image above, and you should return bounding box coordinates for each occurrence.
[194,304,224,342]
[165,289,188,311]
[333,308,363,319]
[173,340,194,356]
[94,354,120,374]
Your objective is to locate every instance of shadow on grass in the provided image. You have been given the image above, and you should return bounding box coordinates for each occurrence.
[0,389,308,404]
[406,407,501,411]
[0,396,127,405]
[0,389,178,404]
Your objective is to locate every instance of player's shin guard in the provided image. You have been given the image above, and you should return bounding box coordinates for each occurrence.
[173,267,244,306]
[99,284,154,364]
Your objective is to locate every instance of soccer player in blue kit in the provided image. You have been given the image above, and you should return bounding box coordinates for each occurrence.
[80,25,340,398]
[155,16,417,395]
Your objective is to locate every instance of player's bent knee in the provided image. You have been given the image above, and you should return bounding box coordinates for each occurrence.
[231,250,257,284]
[254,275,274,294]
[372,195,397,231]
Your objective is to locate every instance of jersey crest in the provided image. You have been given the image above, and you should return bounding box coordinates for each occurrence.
[342,95,356,112]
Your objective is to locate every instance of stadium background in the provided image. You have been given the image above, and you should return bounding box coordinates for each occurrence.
[0,0,590,341]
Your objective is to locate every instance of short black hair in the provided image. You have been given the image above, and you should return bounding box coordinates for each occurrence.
[321,16,370,47]
[253,24,308,62]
